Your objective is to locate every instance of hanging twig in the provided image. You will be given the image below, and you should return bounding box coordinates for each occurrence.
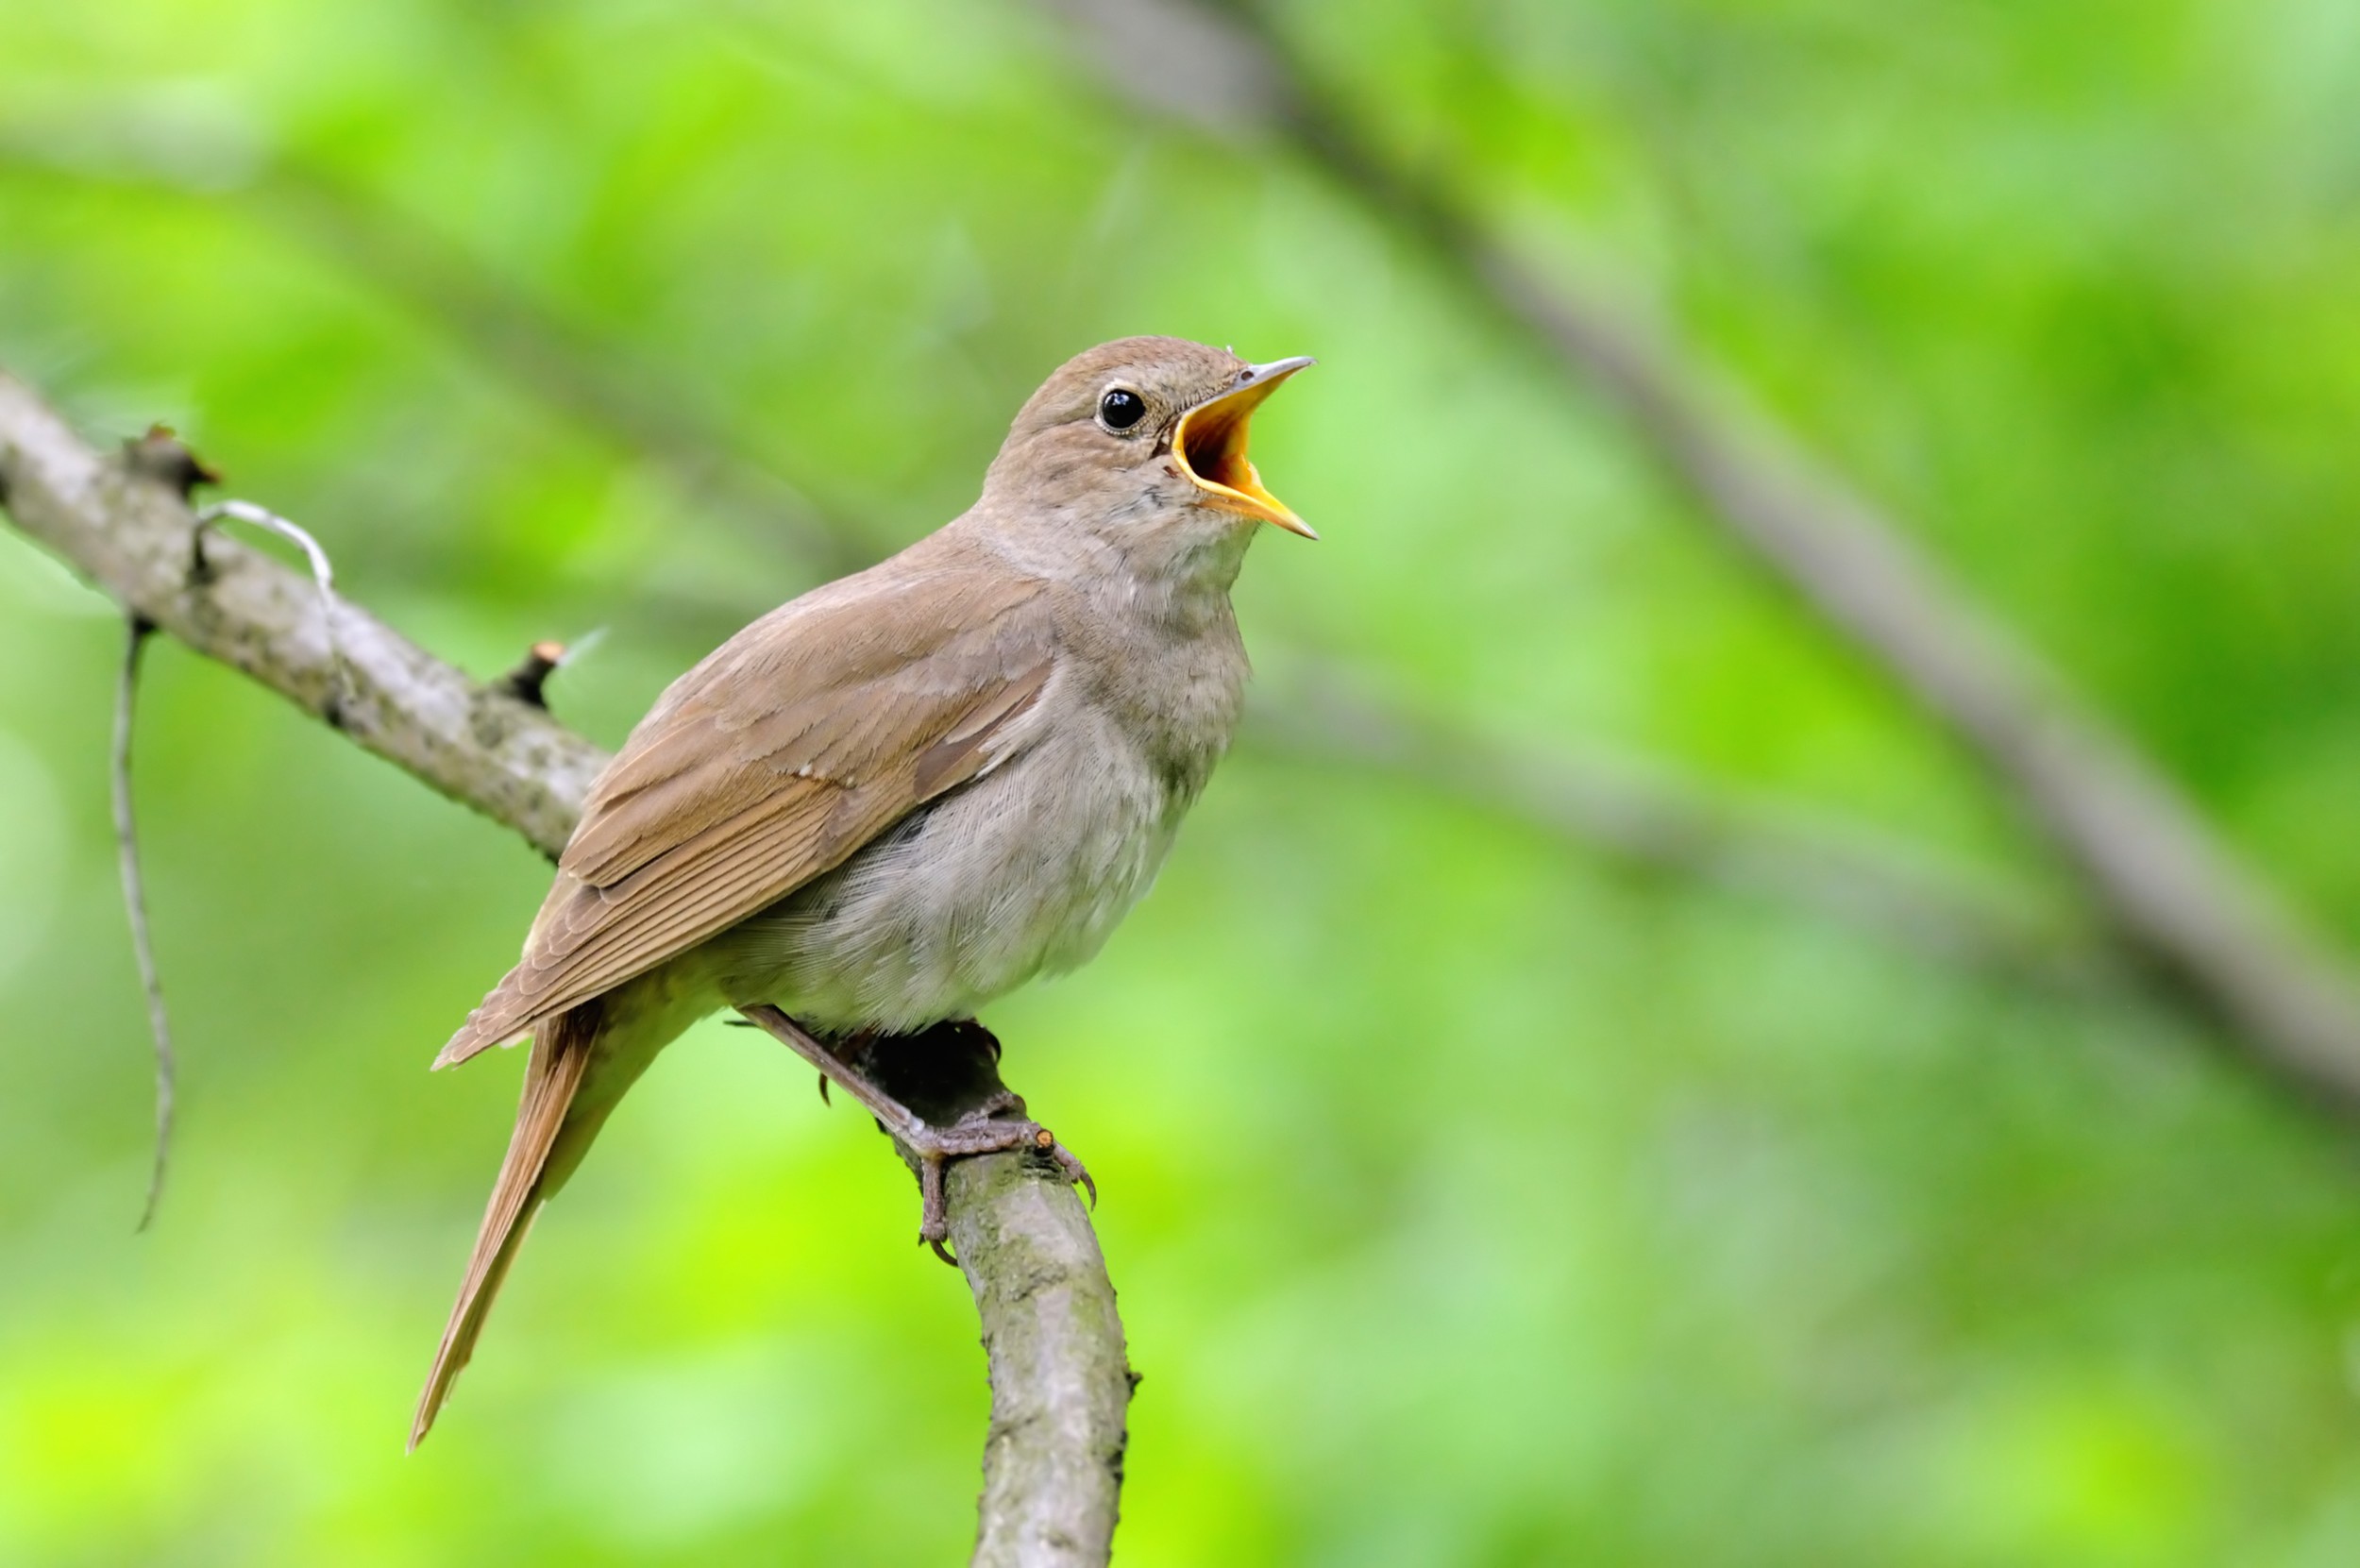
[96,492,348,1229]
[109,615,176,1230]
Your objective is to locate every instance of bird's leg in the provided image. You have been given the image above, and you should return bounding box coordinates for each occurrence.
[733,1004,1093,1253]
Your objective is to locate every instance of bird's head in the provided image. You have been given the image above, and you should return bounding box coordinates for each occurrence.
[982,336,1315,564]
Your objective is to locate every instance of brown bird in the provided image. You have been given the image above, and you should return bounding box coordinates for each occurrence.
[411,336,1314,1448]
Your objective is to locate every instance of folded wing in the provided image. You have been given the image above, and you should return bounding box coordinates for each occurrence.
[435,562,1055,1068]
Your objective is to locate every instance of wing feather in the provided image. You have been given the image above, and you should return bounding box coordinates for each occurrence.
[435,559,1056,1068]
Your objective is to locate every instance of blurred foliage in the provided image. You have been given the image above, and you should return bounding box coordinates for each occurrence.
[6,0,2360,1562]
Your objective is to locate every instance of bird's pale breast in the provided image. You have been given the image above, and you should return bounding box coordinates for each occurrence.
[706,678,1206,1034]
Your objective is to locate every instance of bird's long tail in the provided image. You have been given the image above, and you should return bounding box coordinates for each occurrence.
[409,1003,600,1451]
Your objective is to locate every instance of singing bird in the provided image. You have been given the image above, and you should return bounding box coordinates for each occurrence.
[412,337,1314,1447]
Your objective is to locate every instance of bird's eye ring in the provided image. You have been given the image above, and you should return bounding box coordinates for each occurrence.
[1098,387,1147,432]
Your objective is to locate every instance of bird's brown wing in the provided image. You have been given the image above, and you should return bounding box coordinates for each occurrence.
[434,562,1055,1068]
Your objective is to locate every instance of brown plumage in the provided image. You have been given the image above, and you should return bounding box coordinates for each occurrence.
[434,565,1058,1068]
[411,337,1313,1449]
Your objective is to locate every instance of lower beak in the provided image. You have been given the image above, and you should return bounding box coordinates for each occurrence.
[1172,356,1317,538]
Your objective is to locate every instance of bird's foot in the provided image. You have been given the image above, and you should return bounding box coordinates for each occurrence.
[901,1097,1096,1259]
[732,1004,1094,1257]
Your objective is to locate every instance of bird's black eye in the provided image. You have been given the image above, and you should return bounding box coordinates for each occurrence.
[1098,387,1147,432]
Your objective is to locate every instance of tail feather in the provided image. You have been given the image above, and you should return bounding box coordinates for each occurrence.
[409,1004,598,1450]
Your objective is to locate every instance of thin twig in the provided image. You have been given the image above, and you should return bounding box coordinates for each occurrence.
[490,641,567,709]
[194,498,351,715]
[490,629,604,711]
[110,615,175,1230]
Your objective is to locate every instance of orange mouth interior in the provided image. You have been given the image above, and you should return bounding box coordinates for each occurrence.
[1173,379,1314,538]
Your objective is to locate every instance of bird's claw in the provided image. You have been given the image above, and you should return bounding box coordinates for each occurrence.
[900,1111,1097,1250]
[1042,1134,1096,1209]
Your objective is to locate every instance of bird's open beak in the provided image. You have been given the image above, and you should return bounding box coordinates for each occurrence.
[1172,356,1317,538]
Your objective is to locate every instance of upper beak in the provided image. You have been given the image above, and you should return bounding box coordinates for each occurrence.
[1172,356,1317,538]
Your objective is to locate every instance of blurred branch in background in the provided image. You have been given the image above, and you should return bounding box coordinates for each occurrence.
[0,109,2134,995]
[1037,0,2360,1111]
[0,113,866,582]
[254,168,875,583]
[1250,657,2104,991]
[0,370,1126,1566]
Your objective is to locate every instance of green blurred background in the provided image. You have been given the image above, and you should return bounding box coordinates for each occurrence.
[7,0,2360,1562]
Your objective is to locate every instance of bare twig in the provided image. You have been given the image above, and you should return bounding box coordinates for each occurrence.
[193,497,352,714]
[109,615,175,1230]
[1042,0,2360,1111]
[490,631,606,711]
[0,368,1128,1563]
[490,640,567,709]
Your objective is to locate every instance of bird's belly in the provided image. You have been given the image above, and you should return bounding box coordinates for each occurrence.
[711,722,1178,1034]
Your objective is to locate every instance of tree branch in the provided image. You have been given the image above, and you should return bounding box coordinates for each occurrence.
[0,369,1129,1565]
[1043,0,2360,1112]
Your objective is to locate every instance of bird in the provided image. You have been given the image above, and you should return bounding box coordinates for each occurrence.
[410,336,1315,1449]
